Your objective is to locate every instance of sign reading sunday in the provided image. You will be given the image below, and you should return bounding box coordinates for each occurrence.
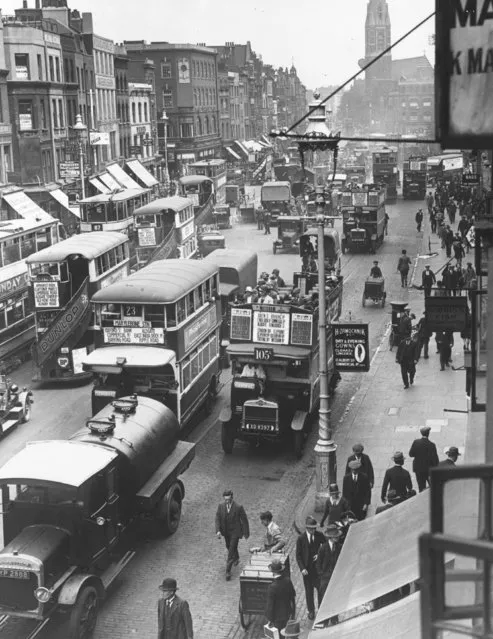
[438,0,493,147]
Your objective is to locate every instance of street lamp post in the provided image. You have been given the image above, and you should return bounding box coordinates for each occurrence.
[314,190,338,511]
[72,114,87,200]
[161,110,170,189]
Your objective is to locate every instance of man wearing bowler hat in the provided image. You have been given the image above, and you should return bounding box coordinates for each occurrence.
[157,578,193,639]
[381,452,414,503]
[342,460,371,521]
[320,484,350,528]
[408,425,439,492]
[295,516,325,620]
[265,559,296,632]
[316,525,342,599]
[345,443,375,489]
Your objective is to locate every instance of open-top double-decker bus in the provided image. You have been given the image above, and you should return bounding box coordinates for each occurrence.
[26,232,130,382]
[372,147,398,200]
[82,260,222,429]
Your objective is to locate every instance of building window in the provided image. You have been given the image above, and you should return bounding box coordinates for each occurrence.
[58,99,64,127]
[163,88,173,108]
[40,99,47,129]
[144,102,148,122]
[37,54,43,81]
[49,55,54,80]
[138,102,142,122]
[52,99,58,128]
[197,117,202,135]
[131,102,136,123]
[77,67,81,90]
[161,62,172,78]
[423,100,431,107]
[179,122,193,138]
[14,53,30,80]
[423,114,432,122]
[18,100,34,131]
[204,116,209,134]
[55,57,61,82]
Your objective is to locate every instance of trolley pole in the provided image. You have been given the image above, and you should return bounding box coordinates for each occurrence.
[314,188,337,511]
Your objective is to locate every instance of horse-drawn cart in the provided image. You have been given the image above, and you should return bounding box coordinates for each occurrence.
[362,277,386,307]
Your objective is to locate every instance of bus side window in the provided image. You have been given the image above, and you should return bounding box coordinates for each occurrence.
[177,298,186,324]
[166,303,176,327]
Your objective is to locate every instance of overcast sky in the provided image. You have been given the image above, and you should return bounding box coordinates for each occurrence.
[1,0,435,88]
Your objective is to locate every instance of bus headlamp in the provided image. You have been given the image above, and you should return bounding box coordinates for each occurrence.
[35,587,51,603]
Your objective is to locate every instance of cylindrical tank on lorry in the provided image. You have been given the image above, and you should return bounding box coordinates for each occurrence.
[70,395,179,492]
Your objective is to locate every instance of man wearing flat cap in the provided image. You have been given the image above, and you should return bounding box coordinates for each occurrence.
[375,489,405,514]
[316,526,342,599]
[438,446,461,466]
[296,516,325,620]
[381,452,414,503]
[265,559,296,632]
[342,460,371,521]
[157,578,193,639]
[409,426,439,492]
[345,443,375,489]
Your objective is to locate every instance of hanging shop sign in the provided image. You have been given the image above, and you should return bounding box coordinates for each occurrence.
[437,0,493,147]
[425,296,468,331]
[333,323,370,372]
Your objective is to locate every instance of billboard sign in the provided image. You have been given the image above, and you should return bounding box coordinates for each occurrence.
[90,131,110,146]
[437,0,493,147]
[333,323,370,372]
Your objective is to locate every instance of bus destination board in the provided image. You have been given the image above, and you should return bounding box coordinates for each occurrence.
[291,313,313,346]
[33,281,59,308]
[103,326,165,345]
[253,310,289,345]
[230,308,252,341]
[137,227,156,247]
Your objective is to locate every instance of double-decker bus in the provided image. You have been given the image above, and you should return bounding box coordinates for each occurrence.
[133,196,197,267]
[220,270,343,458]
[187,159,227,204]
[340,185,387,254]
[82,260,222,428]
[79,189,151,235]
[372,147,398,200]
[345,165,367,186]
[178,175,214,209]
[402,156,427,199]
[26,232,130,382]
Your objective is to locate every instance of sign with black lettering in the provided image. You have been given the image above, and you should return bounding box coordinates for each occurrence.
[33,281,59,308]
[425,296,468,331]
[437,0,493,147]
[333,323,370,372]
[230,307,252,341]
[253,310,289,345]
[462,173,480,185]
[291,312,313,346]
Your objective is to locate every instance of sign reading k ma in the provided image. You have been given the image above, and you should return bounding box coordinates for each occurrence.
[437,0,493,147]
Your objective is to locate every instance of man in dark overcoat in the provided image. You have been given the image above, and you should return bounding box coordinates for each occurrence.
[408,425,439,492]
[345,443,375,488]
[264,559,296,632]
[316,526,342,599]
[215,489,250,580]
[342,460,371,521]
[295,516,325,620]
[381,452,414,503]
[157,577,193,639]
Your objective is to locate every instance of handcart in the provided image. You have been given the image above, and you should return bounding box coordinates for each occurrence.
[239,551,291,629]
[362,277,386,308]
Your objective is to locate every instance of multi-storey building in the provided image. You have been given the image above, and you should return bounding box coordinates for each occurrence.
[0,18,13,185]
[128,82,154,163]
[217,66,231,146]
[114,43,129,160]
[124,41,221,175]
[228,71,247,141]
[3,16,71,183]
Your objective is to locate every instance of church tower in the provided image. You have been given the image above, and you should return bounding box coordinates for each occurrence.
[361,0,392,81]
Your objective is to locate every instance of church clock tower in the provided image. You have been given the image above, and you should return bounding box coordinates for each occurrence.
[359,0,392,81]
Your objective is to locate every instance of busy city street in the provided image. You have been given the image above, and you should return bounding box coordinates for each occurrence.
[0,196,425,639]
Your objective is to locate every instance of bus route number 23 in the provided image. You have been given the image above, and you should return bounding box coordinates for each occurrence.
[254,347,273,362]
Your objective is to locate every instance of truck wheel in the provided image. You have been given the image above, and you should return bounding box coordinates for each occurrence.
[294,431,304,459]
[239,598,251,629]
[20,401,31,423]
[156,484,183,537]
[68,585,99,639]
[221,422,235,454]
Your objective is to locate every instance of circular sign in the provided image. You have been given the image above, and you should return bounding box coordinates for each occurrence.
[354,343,366,364]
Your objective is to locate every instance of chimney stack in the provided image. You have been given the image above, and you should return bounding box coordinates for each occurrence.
[22,0,28,7]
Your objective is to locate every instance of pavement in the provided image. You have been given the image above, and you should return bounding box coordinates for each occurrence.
[291,211,485,639]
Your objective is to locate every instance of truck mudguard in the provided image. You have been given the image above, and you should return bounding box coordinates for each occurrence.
[219,407,232,423]
[291,410,307,432]
[58,573,105,606]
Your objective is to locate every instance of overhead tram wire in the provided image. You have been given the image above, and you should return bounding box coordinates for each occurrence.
[283,10,436,135]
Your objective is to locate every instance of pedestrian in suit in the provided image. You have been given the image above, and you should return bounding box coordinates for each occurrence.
[295,516,325,620]
[316,526,342,599]
[345,443,375,488]
[396,334,418,389]
[157,578,193,639]
[215,489,250,580]
[375,489,407,514]
[320,483,350,527]
[264,559,296,632]
[381,452,414,503]
[408,425,439,492]
[342,460,371,521]
[437,445,461,466]
[421,265,436,298]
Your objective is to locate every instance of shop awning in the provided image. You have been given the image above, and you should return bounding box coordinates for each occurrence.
[315,487,469,626]
[49,188,80,219]
[125,159,158,188]
[99,172,122,191]
[89,177,111,194]
[106,163,142,190]
[232,140,249,160]
[2,190,54,225]
[310,593,421,639]
[226,147,241,161]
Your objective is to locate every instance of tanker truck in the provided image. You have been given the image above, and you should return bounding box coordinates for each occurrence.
[0,395,195,639]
